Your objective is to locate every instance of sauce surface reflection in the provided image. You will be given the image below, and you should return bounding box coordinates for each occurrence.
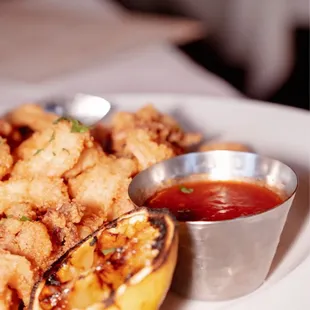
[145,180,283,221]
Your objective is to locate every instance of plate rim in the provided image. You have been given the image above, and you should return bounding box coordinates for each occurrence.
[101,92,309,118]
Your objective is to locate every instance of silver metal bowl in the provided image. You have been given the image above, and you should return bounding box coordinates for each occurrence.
[128,151,298,301]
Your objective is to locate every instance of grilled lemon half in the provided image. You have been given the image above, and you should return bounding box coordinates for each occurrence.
[29,208,178,310]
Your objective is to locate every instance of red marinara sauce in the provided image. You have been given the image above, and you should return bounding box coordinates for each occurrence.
[145,180,283,221]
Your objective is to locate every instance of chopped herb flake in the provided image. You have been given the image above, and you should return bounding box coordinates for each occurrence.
[89,236,98,246]
[101,248,117,256]
[20,216,31,222]
[180,186,194,194]
[33,148,44,156]
[53,117,89,133]
[52,152,56,156]
[70,119,89,133]
[62,148,70,154]
[49,131,56,142]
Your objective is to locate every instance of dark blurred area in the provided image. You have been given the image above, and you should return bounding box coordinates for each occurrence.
[113,0,309,111]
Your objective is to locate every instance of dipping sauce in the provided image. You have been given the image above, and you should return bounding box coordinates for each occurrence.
[145,180,283,221]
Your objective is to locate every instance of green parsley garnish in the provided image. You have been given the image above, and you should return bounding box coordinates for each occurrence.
[33,131,56,156]
[101,247,117,256]
[49,131,56,143]
[89,236,98,246]
[53,116,89,133]
[33,148,44,156]
[20,216,31,222]
[62,148,70,154]
[179,186,194,194]
[70,119,89,133]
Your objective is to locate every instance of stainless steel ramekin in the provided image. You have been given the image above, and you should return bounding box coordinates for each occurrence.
[128,151,298,301]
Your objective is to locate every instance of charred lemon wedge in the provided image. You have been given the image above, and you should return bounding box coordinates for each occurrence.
[29,208,178,310]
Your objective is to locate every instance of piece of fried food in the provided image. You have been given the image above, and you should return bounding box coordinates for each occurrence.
[29,208,178,310]
[126,129,175,171]
[0,219,52,270]
[76,212,107,240]
[0,119,12,138]
[41,202,85,258]
[0,117,34,151]
[0,177,69,215]
[111,105,202,156]
[12,120,93,178]
[63,142,105,179]
[199,141,252,153]
[5,104,58,132]
[68,157,137,221]
[0,251,34,308]
[3,203,36,221]
[0,138,13,180]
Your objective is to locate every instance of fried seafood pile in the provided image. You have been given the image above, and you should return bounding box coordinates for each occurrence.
[0,104,202,309]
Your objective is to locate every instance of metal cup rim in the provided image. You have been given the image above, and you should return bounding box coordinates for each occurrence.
[128,150,298,225]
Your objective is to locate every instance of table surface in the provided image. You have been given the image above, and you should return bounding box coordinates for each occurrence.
[0,0,240,104]
[0,0,203,84]
[0,43,240,109]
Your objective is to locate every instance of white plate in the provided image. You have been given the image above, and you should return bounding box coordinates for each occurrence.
[1,93,309,309]
[103,94,309,310]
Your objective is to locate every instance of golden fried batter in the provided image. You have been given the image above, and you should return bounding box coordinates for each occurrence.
[3,203,36,221]
[76,212,106,239]
[0,119,12,138]
[6,103,58,132]
[41,202,85,254]
[12,120,93,178]
[63,142,105,179]
[126,129,175,170]
[0,252,34,308]
[0,138,13,179]
[0,177,69,215]
[111,177,136,220]
[68,157,137,221]
[0,219,52,270]
[111,104,202,156]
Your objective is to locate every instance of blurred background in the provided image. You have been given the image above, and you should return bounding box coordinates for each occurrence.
[0,0,309,110]
[114,0,309,110]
